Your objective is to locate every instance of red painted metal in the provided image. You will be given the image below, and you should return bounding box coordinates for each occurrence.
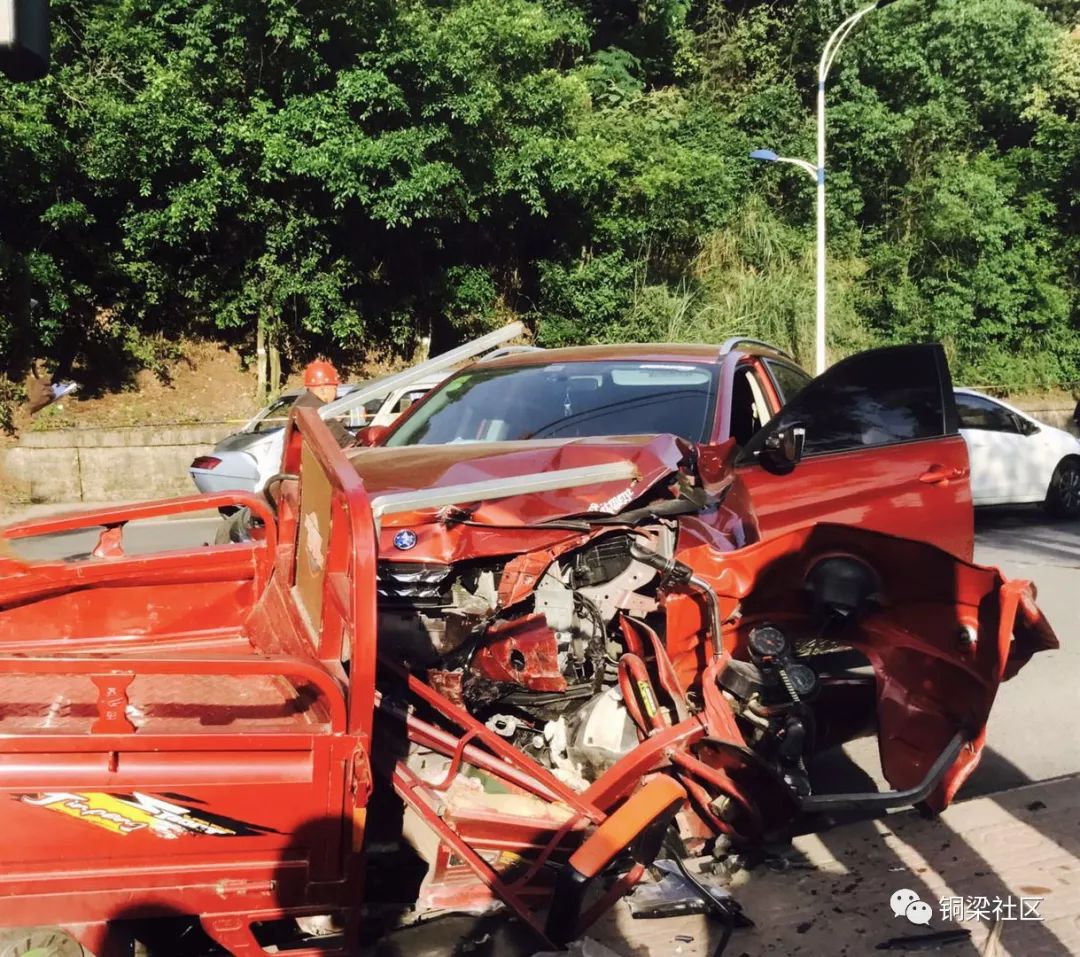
[470,613,566,692]
[669,750,762,837]
[620,615,690,721]
[618,653,670,734]
[0,413,367,952]
[738,435,975,561]
[582,719,707,809]
[392,761,551,940]
[381,660,604,823]
[381,696,571,806]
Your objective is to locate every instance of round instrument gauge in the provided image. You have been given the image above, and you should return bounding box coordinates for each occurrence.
[748,624,788,660]
[785,662,819,698]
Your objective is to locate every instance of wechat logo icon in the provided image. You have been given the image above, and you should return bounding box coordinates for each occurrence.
[890,889,934,927]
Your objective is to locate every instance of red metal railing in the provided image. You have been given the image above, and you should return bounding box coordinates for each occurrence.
[0,654,348,733]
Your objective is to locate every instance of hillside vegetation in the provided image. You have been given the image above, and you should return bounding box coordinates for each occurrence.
[0,0,1076,406]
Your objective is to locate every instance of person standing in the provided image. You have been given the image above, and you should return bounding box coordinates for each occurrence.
[293,360,354,448]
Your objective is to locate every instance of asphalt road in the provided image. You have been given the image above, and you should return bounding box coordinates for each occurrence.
[812,506,1080,804]
[7,505,1078,800]
[963,507,1079,795]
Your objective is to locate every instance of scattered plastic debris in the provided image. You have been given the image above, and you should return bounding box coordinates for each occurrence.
[627,859,748,924]
[875,929,972,951]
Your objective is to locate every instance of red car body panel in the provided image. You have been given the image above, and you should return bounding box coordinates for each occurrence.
[349,434,694,562]
[0,483,370,954]
[672,522,1055,809]
[738,434,975,561]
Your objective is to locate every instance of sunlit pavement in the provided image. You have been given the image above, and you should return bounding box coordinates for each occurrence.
[965,508,1079,794]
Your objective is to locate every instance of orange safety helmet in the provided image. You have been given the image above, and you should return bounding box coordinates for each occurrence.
[304,359,340,389]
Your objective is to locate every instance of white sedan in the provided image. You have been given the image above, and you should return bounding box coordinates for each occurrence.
[189,377,444,496]
[189,322,529,498]
[956,388,1080,517]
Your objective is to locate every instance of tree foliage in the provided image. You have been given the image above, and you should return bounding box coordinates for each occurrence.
[0,0,1076,390]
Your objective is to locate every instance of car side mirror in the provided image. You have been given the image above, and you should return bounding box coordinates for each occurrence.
[761,424,805,475]
[356,424,390,447]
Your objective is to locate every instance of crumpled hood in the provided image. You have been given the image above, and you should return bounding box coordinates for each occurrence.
[345,435,698,563]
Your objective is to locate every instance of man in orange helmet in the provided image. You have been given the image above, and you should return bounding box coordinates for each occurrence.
[293,359,353,448]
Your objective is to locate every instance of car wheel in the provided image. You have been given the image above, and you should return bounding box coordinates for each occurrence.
[1045,458,1080,519]
[0,928,88,957]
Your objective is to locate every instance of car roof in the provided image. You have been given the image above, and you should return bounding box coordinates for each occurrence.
[468,341,794,371]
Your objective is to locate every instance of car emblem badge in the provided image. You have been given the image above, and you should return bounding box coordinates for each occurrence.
[393,530,418,551]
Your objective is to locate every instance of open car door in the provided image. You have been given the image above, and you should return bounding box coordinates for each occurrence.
[736,343,974,560]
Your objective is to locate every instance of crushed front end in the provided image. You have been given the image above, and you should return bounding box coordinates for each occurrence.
[348,434,1057,939]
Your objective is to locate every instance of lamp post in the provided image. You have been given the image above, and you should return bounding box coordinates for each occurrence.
[751,0,900,376]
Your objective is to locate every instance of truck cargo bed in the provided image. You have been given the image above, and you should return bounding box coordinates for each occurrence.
[0,664,330,736]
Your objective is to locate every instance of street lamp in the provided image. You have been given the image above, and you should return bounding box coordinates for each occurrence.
[751,0,901,376]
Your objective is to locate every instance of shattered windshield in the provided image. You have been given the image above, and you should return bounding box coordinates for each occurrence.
[384,360,719,446]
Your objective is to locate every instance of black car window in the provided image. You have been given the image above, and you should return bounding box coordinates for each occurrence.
[765,360,812,405]
[729,368,761,446]
[741,344,953,461]
[955,393,1020,433]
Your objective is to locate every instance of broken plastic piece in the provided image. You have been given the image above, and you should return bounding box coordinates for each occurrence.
[627,860,747,924]
[875,929,972,951]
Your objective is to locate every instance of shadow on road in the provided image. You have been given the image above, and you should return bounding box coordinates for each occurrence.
[975,506,1080,567]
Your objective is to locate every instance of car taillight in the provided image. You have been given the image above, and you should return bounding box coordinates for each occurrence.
[191,456,222,470]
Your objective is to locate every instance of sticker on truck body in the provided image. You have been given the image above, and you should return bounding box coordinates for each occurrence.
[15,791,277,839]
[587,486,636,514]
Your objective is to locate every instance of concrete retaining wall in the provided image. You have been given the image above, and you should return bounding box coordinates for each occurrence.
[1014,407,1077,435]
[3,424,234,505]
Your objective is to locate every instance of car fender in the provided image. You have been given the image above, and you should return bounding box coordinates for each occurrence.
[252,430,287,491]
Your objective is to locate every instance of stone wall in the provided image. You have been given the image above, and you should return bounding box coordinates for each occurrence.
[2,424,234,505]
[1013,405,1077,435]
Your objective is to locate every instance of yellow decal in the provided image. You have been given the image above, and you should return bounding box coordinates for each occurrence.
[637,680,658,718]
[494,850,528,875]
[22,792,154,835]
[16,791,267,839]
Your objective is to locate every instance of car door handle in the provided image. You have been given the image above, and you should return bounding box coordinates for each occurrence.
[919,465,969,485]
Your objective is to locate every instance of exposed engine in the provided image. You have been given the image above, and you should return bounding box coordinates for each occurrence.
[376,521,833,813]
[378,527,677,791]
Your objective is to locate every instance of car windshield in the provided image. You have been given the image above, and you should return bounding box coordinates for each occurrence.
[384,360,719,446]
[249,396,296,434]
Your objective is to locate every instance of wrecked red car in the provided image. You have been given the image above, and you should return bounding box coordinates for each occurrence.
[0,341,1055,954]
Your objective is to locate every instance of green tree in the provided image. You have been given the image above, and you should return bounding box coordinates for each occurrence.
[0,0,1075,395]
